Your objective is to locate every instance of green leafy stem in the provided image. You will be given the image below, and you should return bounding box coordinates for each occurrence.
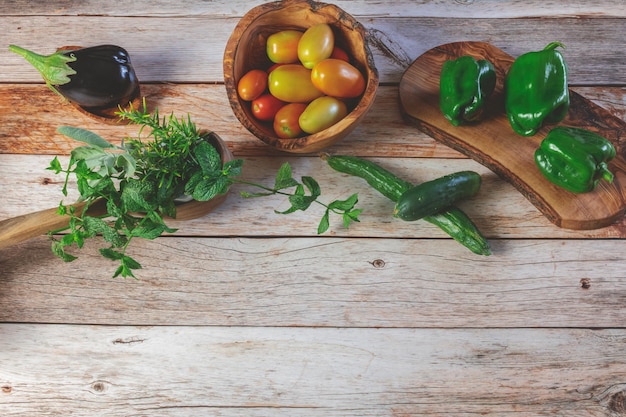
[47,104,360,278]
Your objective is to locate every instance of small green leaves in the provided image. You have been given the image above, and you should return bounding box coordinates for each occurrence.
[48,105,362,279]
[274,162,300,190]
[240,162,361,234]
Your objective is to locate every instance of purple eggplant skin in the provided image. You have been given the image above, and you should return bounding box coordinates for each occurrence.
[9,44,140,109]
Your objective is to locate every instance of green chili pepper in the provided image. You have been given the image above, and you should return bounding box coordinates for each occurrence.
[439,55,496,126]
[505,42,569,136]
[534,126,616,193]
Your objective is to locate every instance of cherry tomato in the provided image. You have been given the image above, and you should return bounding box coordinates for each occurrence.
[237,69,268,101]
[268,64,323,103]
[251,93,285,121]
[330,46,350,62]
[311,59,366,98]
[266,30,303,64]
[297,23,334,69]
[299,96,348,134]
[273,103,308,138]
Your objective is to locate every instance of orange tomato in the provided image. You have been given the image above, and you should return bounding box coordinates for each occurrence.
[297,23,334,69]
[251,93,285,121]
[273,103,308,138]
[266,30,303,64]
[310,59,365,98]
[299,96,347,134]
[237,69,268,101]
[268,64,323,103]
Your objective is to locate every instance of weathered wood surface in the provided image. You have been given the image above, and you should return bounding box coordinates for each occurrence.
[1,1,626,416]
[2,236,626,327]
[1,84,624,156]
[2,17,625,85]
[2,325,626,417]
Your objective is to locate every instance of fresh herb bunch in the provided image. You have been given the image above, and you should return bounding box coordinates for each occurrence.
[48,103,360,278]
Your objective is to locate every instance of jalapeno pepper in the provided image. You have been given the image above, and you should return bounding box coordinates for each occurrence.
[439,55,496,126]
[505,42,570,136]
[534,126,616,193]
[9,44,139,110]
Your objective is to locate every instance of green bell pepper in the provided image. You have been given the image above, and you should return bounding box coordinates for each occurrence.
[439,55,496,126]
[505,42,570,136]
[534,126,616,193]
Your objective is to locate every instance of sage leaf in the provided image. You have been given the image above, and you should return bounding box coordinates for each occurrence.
[58,126,115,149]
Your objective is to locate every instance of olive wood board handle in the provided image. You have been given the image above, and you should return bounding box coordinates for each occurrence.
[0,196,227,251]
[399,41,626,230]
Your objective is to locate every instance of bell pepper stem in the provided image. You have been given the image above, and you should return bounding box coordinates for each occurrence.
[599,162,614,183]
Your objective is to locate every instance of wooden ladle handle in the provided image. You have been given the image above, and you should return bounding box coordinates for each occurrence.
[0,200,105,251]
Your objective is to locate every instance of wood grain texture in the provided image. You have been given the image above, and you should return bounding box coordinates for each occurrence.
[399,41,626,230]
[2,2,626,416]
[0,84,622,157]
[1,0,624,18]
[2,324,626,416]
[2,236,626,327]
[3,17,625,84]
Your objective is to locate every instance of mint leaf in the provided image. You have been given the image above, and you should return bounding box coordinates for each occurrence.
[224,159,243,177]
[51,241,77,262]
[318,210,330,234]
[195,140,222,175]
[328,193,359,211]
[301,176,321,199]
[192,176,228,201]
[121,180,156,212]
[47,156,63,174]
[274,163,299,190]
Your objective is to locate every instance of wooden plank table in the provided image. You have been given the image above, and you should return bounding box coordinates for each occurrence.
[1,1,625,415]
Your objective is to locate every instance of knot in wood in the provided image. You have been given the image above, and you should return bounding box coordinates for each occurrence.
[90,380,109,394]
[1,385,11,394]
[609,390,626,413]
[580,278,591,289]
[371,259,386,268]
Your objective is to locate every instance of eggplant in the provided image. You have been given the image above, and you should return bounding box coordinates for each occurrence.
[9,44,139,110]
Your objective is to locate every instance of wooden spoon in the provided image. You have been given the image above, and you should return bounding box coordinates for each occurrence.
[399,41,626,230]
[0,131,233,250]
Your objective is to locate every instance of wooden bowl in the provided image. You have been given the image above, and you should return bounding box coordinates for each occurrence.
[223,0,379,153]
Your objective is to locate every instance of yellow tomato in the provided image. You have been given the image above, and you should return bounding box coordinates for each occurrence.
[266,30,303,64]
[268,64,324,103]
[297,23,334,69]
[311,59,366,98]
[299,96,348,134]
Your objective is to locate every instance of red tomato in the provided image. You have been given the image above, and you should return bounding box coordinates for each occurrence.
[310,59,366,98]
[268,64,323,103]
[330,46,350,62]
[273,103,307,138]
[266,30,303,64]
[299,96,348,134]
[297,23,334,69]
[237,69,268,101]
[251,93,285,121]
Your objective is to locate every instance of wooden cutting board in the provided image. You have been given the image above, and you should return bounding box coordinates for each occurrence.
[399,41,626,230]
